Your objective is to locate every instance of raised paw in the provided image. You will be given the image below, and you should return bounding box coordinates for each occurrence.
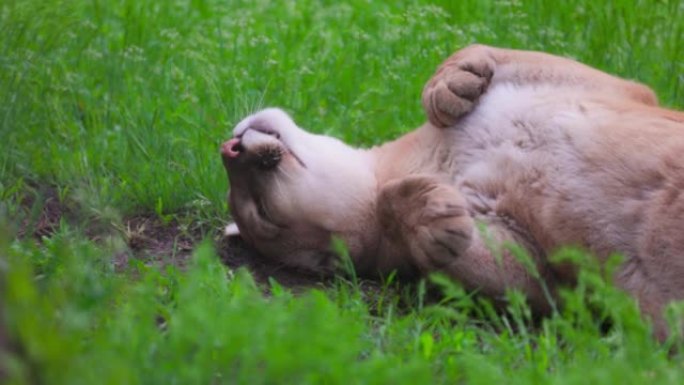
[377,175,474,272]
[422,45,495,128]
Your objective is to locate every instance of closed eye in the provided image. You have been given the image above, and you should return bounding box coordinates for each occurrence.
[239,121,281,140]
[254,126,280,139]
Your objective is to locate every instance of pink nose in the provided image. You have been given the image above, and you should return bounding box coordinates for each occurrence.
[221,138,241,158]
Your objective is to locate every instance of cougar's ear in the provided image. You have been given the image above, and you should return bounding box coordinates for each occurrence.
[224,222,241,237]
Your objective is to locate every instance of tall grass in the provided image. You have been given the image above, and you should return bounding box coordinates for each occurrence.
[1,0,684,383]
[1,0,681,217]
[3,225,684,384]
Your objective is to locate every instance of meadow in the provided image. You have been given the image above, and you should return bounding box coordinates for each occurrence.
[1,0,684,383]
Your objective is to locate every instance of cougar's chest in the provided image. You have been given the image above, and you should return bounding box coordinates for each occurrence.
[433,85,584,215]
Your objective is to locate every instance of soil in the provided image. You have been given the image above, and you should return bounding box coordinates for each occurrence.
[15,187,326,288]
[16,188,64,240]
[113,215,197,271]
[118,214,326,288]
[3,186,337,379]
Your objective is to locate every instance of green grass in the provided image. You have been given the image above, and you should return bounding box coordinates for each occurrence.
[1,0,684,383]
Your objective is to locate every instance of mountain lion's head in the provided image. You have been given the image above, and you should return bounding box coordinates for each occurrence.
[221,108,381,274]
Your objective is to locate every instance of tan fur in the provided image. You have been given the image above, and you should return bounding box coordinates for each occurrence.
[223,45,684,340]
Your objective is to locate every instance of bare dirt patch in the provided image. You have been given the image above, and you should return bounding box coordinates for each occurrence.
[15,188,325,287]
[17,187,64,240]
[127,222,328,287]
[116,215,325,287]
[114,215,196,271]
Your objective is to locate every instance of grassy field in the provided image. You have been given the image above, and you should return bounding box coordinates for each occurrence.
[2,0,684,383]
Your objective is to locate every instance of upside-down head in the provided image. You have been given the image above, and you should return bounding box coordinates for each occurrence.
[221,108,379,274]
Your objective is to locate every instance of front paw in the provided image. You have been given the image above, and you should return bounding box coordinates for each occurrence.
[378,175,474,272]
[422,45,495,128]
